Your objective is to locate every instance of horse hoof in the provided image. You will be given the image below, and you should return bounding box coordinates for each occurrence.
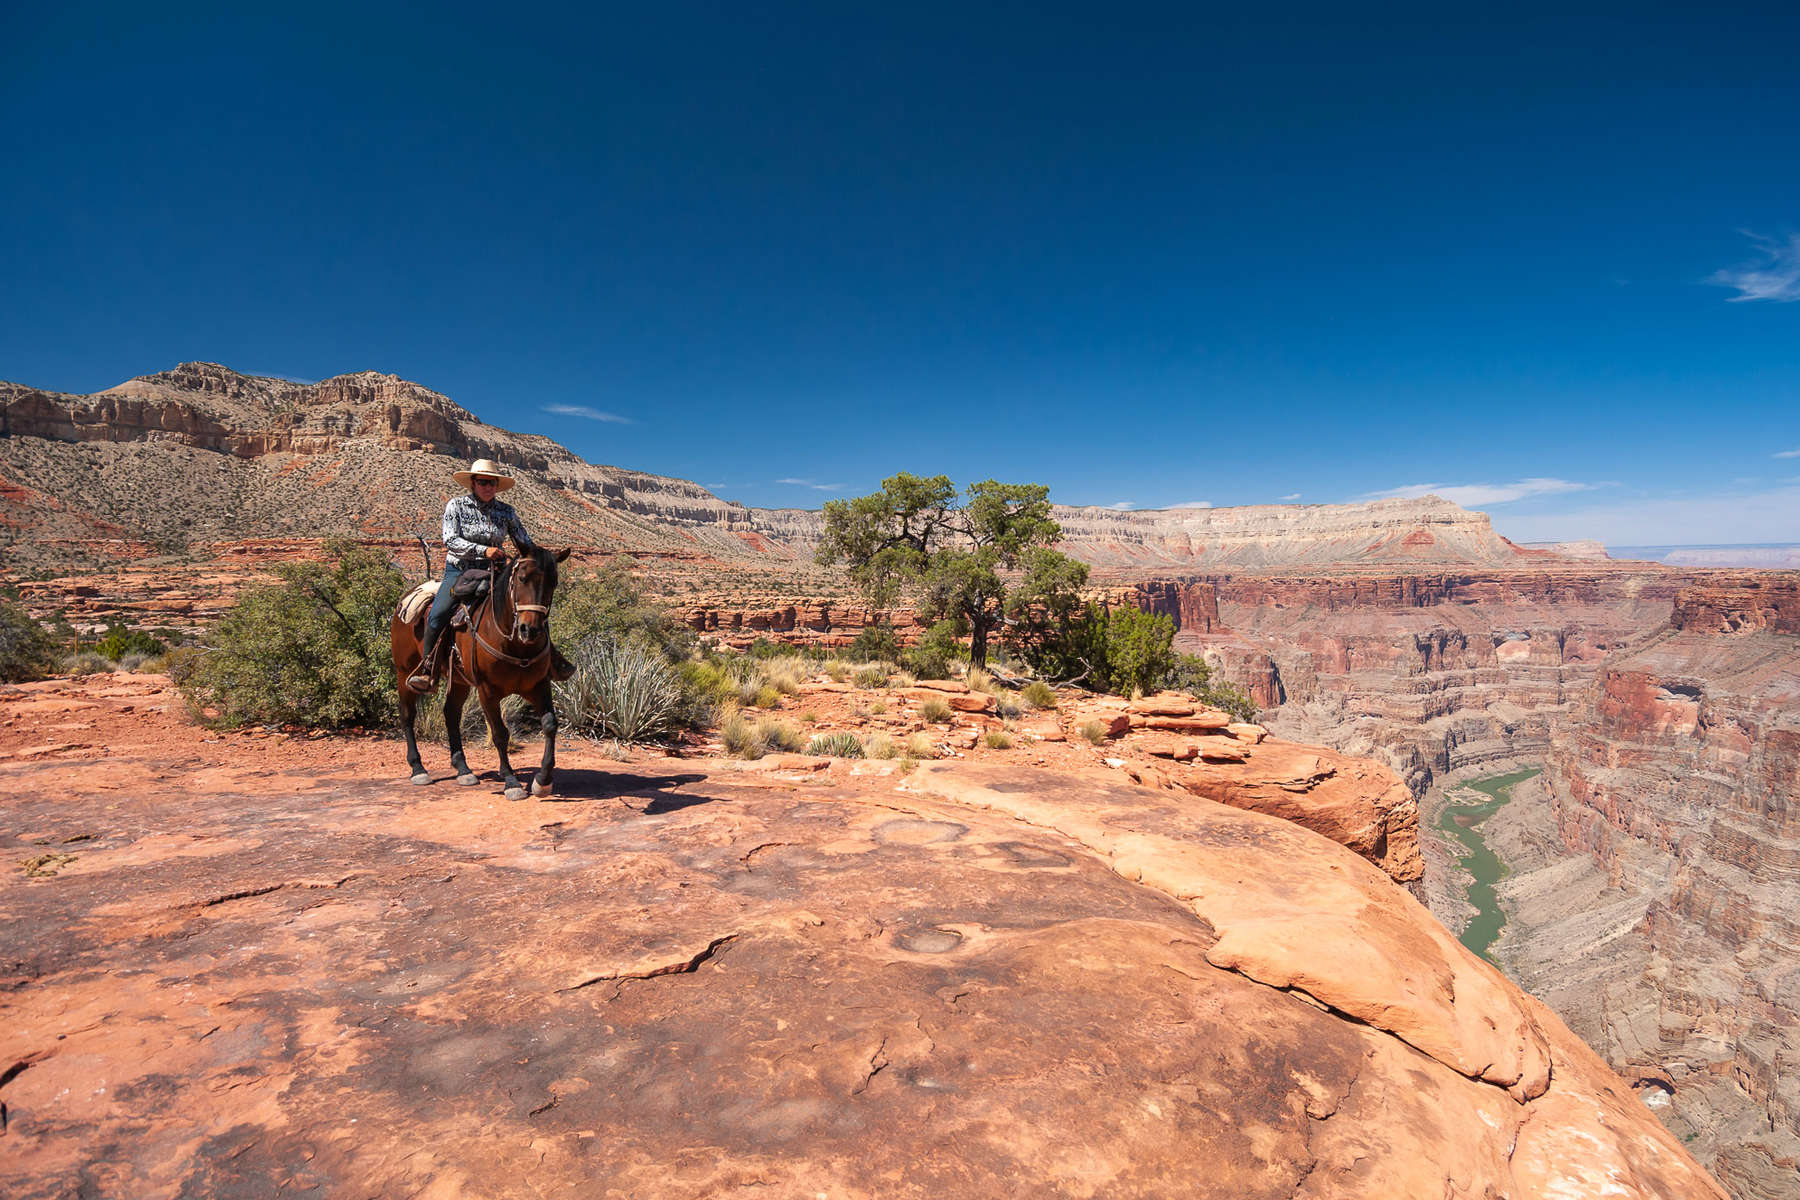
[457,774,479,787]
[411,772,431,786]
[505,786,528,801]
[530,780,553,798]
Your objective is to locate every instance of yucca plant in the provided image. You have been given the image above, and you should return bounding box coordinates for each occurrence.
[554,636,682,743]
[806,731,864,758]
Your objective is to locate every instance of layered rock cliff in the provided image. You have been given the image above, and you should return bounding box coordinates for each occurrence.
[1523,580,1800,1198]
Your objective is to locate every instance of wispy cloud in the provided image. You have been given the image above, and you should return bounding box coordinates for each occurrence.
[1168,500,1213,510]
[1492,482,1800,546]
[543,403,633,424]
[247,370,318,384]
[1775,447,1800,459]
[776,477,843,491]
[1365,478,1597,507]
[1279,493,1301,501]
[1105,501,1136,511]
[1709,232,1800,303]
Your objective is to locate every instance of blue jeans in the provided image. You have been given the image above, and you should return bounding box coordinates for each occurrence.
[426,561,469,634]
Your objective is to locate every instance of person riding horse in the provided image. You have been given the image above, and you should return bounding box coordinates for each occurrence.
[407,458,570,691]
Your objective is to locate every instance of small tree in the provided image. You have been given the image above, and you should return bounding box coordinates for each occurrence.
[0,598,59,683]
[816,474,1089,669]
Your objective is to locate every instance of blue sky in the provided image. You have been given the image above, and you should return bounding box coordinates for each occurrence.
[4,2,1799,544]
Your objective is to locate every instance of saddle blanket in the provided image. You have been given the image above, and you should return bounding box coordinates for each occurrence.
[398,579,440,625]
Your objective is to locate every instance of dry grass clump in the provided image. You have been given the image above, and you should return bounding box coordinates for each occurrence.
[865,732,897,759]
[721,712,762,758]
[965,667,1004,696]
[853,665,889,689]
[825,660,855,683]
[889,669,916,688]
[919,696,953,723]
[1078,719,1109,746]
[758,657,807,695]
[1022,680,1057,709]
[757,717,805,753]
[905,733,937,759]
[869,700,888,715]
[982,730,1013,749]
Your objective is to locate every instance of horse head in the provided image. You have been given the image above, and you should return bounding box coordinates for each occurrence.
[505,546,571,642]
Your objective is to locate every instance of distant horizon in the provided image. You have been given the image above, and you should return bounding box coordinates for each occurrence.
[9,355,1800,554]
[5,4,1798,546]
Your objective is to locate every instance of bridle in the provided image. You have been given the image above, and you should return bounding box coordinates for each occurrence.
[468,555,553,670]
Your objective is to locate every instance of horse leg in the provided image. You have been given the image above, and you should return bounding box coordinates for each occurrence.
[481,688,525,800]
[399,684,430,786]
[445,682,479,786]
[529,679,557,797]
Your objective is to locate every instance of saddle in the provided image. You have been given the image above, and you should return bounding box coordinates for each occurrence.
[396,570,495,629]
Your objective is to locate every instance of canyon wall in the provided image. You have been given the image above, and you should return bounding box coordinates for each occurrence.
[1530,580,1800,1199]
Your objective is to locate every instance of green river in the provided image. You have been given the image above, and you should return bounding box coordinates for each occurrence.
[1435,768,1541,963]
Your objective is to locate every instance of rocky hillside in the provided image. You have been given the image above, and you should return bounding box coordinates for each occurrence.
[3,362,1557,576]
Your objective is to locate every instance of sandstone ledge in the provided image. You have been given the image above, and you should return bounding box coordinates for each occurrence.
[1,702,1720,1199]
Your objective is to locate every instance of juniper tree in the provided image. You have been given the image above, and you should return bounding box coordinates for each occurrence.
[815,473,1088,669]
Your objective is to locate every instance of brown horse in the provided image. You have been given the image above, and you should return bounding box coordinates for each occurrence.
[391,545,571,799]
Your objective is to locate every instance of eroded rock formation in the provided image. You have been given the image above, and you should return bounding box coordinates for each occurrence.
[0,675,1722,1198]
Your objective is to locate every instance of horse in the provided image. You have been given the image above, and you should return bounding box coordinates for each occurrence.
[391,545,571,799]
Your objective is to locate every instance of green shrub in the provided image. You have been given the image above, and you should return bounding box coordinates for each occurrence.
[982,730,1012,749]
[806,731,864,758]
[93,624,167,662]
[903,619,964,679]
[550,561,695,664]
[1102,606,1178,697]
[178,542,406,728]
[847,623,900,663]
[919,695,953,723]
[0,599,59,682]
[853,665,889,689]
[1021,680,1057,709]
[1203,680,1259,723]
[63,650,114,677]
[554,636,683,743]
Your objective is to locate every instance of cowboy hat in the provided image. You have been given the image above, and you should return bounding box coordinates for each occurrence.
[453,458,516,492]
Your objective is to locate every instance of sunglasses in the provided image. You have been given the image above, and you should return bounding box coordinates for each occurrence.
[473,477,499,486]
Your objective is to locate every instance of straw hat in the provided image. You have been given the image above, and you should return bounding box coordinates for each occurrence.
[452,458,516,492]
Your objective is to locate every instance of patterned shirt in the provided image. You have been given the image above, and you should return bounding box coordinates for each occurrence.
[442,494,534,568]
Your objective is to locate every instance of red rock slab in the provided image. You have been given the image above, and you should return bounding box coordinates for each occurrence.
[1126,692,1198,716]
[0,744,1723,1199]
[1129,711,1231,733]
[1137,737,1199,761]
[909,678,969,693]
[1226,722,1268,743]
[1070,709,1130,738]
[1178,739,1422,883]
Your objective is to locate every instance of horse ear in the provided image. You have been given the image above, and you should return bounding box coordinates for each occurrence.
[554,547,572,562]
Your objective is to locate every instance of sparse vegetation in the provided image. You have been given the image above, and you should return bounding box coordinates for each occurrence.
[0,598,59,683]
[178,541,407,729]
[756,717,804,753]
[919,695,953,723]
[905,733,937,759]
[816,473,1089,668]
[721,711,762,758]
[1022,680,1057,709]
[1016,602,1258,720]
[847,623,900,663]
[554,636,683,743]
[1078,719,1109,745]
[866,732,897,759]
[806,731,864,758]
[853,665,889,689]
[982,730,1012,749]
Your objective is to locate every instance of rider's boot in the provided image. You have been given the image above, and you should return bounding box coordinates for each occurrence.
[407,622,446,692]
[550,642,576,682]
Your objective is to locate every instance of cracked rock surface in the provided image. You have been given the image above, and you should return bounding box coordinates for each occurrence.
[2,679,1722,1198]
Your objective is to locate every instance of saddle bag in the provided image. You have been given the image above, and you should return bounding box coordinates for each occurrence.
[450,569,492,601]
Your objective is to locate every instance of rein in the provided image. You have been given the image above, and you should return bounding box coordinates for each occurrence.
[467,558,553,670]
